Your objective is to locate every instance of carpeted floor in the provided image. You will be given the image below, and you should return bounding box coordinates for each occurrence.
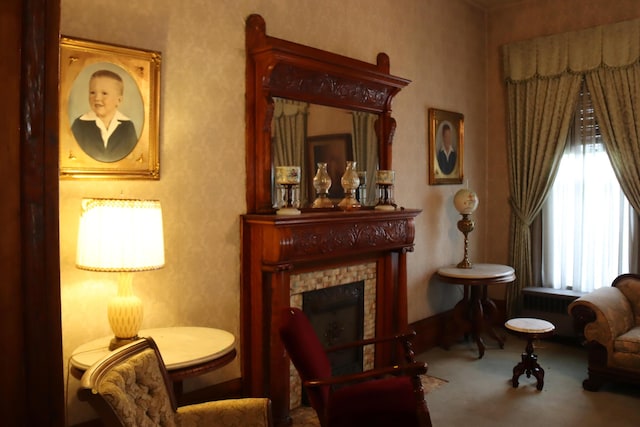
[418,333,640,427]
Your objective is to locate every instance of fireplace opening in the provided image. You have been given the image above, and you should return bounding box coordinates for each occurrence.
[302,280,365,379]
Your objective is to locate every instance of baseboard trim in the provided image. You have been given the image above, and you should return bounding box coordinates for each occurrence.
[409,309,451,354]
[410,299,507,354]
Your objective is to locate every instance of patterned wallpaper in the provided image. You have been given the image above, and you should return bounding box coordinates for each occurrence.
[59,0,487,423]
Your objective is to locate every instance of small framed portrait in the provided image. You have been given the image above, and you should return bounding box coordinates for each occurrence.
[428,108,464,185]
[59,36,161,179]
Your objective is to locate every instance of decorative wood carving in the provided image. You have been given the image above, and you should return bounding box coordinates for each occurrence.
[269,64,392,110]
[291,219,412,257]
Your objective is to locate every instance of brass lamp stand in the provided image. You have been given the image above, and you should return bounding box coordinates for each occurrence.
[456,213,475,269]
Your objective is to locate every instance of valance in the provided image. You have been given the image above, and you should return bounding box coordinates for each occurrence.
[503,18,640,81]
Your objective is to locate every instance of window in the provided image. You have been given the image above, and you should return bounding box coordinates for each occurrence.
[541,79,631,293]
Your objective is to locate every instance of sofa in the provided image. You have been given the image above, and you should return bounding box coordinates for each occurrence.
[568,273,640,390]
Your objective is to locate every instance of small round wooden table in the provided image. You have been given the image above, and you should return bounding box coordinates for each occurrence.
[437,263,515,358]
[505,318,555,390]
[70,326,236,398]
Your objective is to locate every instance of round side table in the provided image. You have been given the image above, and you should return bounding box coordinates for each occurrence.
[70,326,236,398]
[505,318,555,390]
[437,263,515,358]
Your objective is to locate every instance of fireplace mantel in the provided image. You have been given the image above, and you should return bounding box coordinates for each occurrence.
[240,208,420,424]
[242,15,415,425]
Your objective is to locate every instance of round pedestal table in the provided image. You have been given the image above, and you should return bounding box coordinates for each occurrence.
[437,263,515,358]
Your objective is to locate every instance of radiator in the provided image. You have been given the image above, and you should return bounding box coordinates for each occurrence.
[521,287,585,337]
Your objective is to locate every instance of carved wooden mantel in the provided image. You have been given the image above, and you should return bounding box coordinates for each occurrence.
[241,208,420,424]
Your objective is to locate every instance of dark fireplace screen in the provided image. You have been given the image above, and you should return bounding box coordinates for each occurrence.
[302,280,365,378]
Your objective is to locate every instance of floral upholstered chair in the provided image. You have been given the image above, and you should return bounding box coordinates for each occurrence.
[78,337,272,427]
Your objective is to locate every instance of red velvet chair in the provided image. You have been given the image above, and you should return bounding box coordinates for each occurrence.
[279,307,432,427]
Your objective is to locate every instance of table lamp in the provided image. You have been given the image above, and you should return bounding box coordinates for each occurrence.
[76,198,165,350]
[453,188,478,268]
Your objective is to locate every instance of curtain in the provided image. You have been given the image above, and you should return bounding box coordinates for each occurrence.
[541,80,632,292]
[272,99,309,205]
[504,75,581,314]
[586,65,640,274]
[352,111,378,206]
[586,67,640,214]
[502,18,640,315]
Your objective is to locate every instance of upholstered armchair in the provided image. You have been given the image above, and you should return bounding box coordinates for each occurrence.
[279,307,432,427]
[78,337,272,427]
[568,273,640,390]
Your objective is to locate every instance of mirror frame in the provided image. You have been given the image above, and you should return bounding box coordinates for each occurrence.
[245,14,410,213]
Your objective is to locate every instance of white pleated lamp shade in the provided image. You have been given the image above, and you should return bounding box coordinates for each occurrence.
[76,198,165,272]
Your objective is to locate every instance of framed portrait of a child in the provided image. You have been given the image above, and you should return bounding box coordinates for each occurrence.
[428,108,464,185]
[59,36,161,179]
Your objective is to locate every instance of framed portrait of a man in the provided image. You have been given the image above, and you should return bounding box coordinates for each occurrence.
[428,108,464,185]
[59,37,161,179]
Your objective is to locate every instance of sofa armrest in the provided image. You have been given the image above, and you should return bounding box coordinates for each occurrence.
[568,287,634,349]
[176,398,273,427]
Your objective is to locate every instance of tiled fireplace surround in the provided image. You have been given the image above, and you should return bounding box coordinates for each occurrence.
[288,263,377,409]
[241,209,420,425]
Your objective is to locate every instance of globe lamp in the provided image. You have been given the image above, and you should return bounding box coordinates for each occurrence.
[453,188,479,268]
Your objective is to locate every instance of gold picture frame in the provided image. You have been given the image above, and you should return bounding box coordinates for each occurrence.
[428,108,464,185]
[59,36,161,179]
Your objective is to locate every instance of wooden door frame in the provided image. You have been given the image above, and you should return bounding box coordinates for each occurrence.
[0,0,65,425]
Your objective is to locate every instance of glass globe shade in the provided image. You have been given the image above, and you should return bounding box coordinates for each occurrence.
[454,188,479,215]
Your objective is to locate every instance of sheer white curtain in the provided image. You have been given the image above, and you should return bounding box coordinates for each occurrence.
[541,81,631,292]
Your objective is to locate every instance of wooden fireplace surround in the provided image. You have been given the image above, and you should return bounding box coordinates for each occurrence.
[241,14,419,425]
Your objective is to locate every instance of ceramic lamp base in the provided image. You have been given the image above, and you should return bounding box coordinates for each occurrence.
[107,272,143,347]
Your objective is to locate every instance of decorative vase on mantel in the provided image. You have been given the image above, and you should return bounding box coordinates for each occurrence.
[312,162,334,208]
[338,161,361,209]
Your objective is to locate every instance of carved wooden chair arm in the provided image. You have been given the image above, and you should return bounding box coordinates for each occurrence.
[303,361,427,388]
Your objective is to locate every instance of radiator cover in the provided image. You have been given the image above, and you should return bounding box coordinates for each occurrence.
[521,287,585,337]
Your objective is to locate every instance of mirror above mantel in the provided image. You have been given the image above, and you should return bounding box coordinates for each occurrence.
[245,13,410,213]
[272,98,380,208]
